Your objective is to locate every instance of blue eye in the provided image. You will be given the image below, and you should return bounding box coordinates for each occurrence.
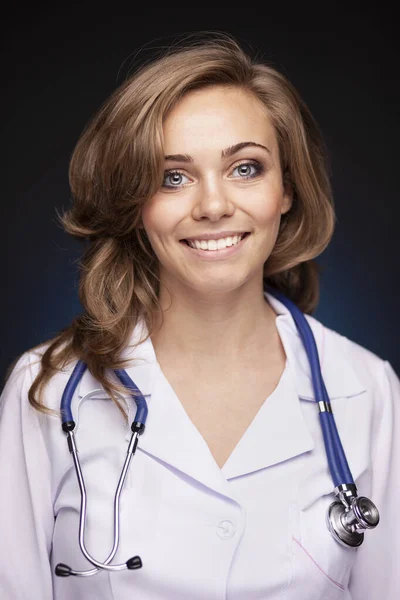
[162,160,264,189]
[162,171,191,188]
[231,161,264,179]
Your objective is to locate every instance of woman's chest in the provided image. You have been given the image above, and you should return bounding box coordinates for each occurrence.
[159,359,287,468]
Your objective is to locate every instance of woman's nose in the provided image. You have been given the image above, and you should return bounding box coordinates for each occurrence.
[191,179,235,221]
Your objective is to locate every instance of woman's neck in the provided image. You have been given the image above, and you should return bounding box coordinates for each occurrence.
[150,279,280,368]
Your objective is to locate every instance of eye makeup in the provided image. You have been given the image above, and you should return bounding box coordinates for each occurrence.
[161,159,266,189]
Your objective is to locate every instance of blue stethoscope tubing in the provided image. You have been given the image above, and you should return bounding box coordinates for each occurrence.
[265,286,353,487]
[60,362,148,426]
[56,287,379,578]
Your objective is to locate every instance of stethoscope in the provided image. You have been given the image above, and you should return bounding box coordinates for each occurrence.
[55,286,380,578]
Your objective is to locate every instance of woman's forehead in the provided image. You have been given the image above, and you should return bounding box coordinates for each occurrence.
[162,86,278,160]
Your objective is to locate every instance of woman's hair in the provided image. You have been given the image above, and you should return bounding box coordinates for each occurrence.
[27,31,335,417]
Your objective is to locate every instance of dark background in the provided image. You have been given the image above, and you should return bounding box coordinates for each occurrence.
[1,4,399,387]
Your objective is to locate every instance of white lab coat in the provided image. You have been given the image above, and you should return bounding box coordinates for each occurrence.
[0,291,399,600]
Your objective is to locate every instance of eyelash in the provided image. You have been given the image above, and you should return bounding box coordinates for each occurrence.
[161,160,265,189]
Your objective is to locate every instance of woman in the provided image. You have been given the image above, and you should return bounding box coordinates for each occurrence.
[0,32,399,599]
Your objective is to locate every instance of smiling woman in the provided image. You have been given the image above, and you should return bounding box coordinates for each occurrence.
[140,85,293,300]
[1,31,399,600]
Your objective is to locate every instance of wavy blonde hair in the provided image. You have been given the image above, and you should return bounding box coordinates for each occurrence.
[27,32,335,417]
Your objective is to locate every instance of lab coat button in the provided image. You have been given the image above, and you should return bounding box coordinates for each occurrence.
[216,520,236,539]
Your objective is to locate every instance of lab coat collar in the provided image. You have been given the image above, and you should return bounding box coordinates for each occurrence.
[77,290,366,491]
[78,291,365,402]
[138,357,316,488]
[78,318,157,400]
[266,292,366,401]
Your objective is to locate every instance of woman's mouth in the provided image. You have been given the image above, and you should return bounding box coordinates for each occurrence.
[180,232,251,260]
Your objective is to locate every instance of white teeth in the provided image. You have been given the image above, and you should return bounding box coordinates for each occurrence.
[187,234,245,251]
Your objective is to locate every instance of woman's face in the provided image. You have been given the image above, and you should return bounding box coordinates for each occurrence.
[141,85,292,297]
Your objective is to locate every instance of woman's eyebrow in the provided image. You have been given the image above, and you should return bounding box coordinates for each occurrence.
[164,141,271,163]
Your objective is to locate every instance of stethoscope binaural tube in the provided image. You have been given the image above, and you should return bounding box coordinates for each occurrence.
[265,285,380,547]
[56,365,147,577]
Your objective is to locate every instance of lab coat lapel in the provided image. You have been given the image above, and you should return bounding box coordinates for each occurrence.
[78,319,233,498]
[265,292,366,402]
[137,365,232,496]
[221,292,367,480]
[222,362,315,479]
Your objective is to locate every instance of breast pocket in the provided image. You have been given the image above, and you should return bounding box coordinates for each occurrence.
[284,493,358,599]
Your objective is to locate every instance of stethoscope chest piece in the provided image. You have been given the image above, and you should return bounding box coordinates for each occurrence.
[326,496,380,548]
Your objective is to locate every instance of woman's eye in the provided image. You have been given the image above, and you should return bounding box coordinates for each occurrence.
[230,161,264,179]
[162,161,264,189]
[162,171,191,188]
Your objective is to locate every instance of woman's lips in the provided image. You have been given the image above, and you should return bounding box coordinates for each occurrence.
[180,232,250,260]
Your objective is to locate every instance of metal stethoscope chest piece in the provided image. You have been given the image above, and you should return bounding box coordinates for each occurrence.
[327,485,380,547]
[55,287,380,578]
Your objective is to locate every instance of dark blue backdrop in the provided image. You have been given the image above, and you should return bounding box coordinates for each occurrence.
[2,5,399,387]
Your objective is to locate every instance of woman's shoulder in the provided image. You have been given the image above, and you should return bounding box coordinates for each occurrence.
[307,312,386,363]
[1,340,79,415]
[305,312,399,401]
[6,339,70,377]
